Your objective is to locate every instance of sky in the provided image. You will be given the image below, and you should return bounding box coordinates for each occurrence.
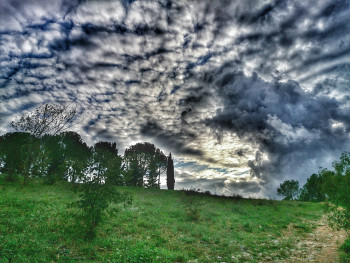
[1,0,350,197]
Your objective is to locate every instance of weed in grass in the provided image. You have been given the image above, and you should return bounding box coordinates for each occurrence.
[243,222,253,233]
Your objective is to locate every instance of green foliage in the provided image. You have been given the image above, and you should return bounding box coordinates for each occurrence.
[71,142,132,239]
[123,142,167,188]
[324,152,350,210]
[0,129,170,190]
[42,132,92,185]
[4,173,20,183]
[340,238,350,263]
[94,141,123,185]
[300,152,350,261]
[0,132,50,184]
[277,180,300,200]
[341,238,350,255]
[243,222,253,232]
[0,180,324,262]
[119,242,156,263]
[299,170,328,202]
[324,203,350,236]
[4,103,79,185]
[320,153,350,252]
[72,181,130,240]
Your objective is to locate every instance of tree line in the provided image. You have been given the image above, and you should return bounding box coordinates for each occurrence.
[0,103,175,190]
[0,103,176,239]
[276,152,350,203]
[277,152,350,239]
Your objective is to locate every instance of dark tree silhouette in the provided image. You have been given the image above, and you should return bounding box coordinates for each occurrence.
[123,143,148,187]
[123,142,167,188]
[277,180,300,200]
[167,153,175,190]
[58,132,91,184]
[299,170,328,202]
[41,134,66,184]
[0,132,45,182]
[151,147,167,188]
[94,141,123,186]
[10,103,79,184]
[0,131,91,184]
[83,142,122,185]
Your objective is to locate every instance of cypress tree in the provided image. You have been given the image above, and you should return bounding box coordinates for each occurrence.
[166,153,175,190]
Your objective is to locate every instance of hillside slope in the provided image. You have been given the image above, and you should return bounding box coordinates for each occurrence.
[0,180,329,262]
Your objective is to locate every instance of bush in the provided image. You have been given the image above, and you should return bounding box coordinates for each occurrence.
[324,203,350,235]
[243,222,253,232]
[71,183,132,240]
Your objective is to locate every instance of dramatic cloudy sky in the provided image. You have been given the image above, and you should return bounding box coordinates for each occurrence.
[1,0,350,197]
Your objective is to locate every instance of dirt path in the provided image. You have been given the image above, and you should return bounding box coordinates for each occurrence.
[283,216,346,263]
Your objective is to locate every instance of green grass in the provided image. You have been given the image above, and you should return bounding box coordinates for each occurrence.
[0,179,324,262]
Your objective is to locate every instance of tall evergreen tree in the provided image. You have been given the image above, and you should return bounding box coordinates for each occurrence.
[166,153,175,190]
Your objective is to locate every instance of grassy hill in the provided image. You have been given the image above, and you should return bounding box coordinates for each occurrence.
[0,179,324,262]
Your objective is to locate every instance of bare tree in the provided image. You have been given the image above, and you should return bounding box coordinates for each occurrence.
[10,102,79,184]
[11,103,78,137]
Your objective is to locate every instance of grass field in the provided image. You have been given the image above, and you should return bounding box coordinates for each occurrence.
[0,179,324,262]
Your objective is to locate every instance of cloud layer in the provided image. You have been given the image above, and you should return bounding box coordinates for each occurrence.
[1,0,350,197]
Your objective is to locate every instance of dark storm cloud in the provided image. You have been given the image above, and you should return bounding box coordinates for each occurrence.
[1,0,350,196]
[204,69,350,184]
[140,120,203,157]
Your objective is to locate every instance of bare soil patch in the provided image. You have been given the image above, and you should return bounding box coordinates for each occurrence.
[282,216,346,263]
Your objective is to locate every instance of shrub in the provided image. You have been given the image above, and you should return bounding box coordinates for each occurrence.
[324,203,350,235]
[71,183,132,240]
